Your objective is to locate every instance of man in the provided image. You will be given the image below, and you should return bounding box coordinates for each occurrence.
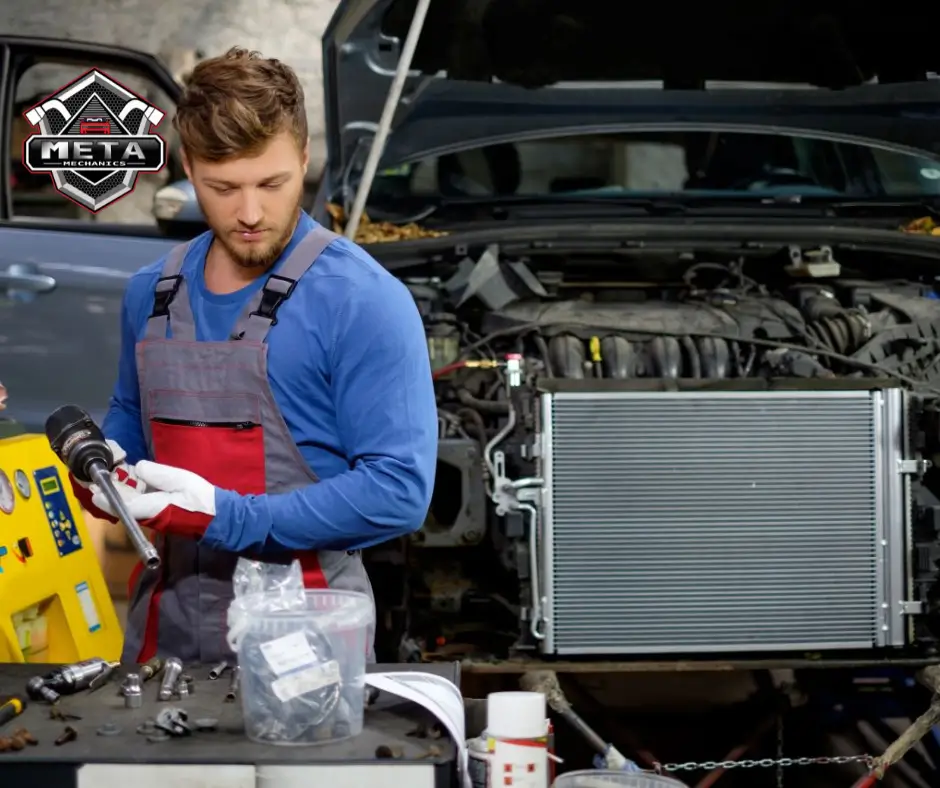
[72,47,437,664]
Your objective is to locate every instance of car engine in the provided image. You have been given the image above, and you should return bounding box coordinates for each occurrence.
[365,243,940,664]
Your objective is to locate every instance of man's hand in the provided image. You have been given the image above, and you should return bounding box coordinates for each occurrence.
[91,460,217,539]
[70,439,149,522]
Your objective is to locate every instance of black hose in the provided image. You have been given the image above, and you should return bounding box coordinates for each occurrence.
[533,335,554,378]
[805,312,869,355]
[456,407,491,482]
[457,389,510,414]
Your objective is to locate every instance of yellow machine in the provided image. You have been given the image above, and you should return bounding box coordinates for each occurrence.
[0,432,123,663]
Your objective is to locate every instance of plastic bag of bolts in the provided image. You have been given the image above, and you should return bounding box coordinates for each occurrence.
[235,596,375,745]
[237,626,353,745]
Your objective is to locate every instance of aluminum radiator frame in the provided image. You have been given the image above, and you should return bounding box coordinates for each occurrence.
[536,387,912,656]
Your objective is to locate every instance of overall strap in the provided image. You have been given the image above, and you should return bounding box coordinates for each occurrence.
[232,225,340,342]
[143,243,196,341]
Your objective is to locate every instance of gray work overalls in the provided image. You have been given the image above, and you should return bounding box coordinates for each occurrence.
[123,224,375,664]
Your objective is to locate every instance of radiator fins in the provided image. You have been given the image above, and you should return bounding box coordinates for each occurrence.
[541,389,905,655]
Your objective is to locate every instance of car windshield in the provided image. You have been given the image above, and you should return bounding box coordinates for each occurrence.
[369,131,940,208]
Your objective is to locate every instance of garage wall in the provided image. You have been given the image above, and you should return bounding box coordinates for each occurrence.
[1,0,341,172]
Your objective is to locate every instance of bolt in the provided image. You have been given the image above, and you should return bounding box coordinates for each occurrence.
[158,657,183,701]
[140,657,163,682]
[12,729,36,746]
[55,726,77,746]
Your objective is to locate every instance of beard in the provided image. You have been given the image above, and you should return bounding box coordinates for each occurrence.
[199,197,303,272]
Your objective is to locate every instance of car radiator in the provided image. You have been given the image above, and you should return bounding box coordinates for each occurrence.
[537,387,912,655]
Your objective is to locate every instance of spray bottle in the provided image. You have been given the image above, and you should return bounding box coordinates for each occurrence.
[468,691,550,788]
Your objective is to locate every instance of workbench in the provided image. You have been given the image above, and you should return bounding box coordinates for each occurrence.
[0,662,459,788]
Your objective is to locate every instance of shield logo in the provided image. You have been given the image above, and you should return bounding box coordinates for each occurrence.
[22,69,167,213]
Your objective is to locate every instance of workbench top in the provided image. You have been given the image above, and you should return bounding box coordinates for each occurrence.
[0,662,459,775]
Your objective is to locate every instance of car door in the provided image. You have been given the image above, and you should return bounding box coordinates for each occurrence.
[0,37,198,432]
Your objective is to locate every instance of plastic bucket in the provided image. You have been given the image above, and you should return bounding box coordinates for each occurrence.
[553,770,688,788]
[235,589,374,746]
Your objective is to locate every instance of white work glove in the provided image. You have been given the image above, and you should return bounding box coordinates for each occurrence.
[69,439,145,489]
[91,460,217,539]
[70,439,148,522]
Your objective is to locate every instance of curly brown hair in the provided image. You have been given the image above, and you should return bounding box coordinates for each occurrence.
[174,46,308,162]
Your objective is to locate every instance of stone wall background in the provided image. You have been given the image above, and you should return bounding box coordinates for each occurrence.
[1,0,341,171]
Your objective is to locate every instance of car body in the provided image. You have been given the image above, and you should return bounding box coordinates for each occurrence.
[0,37,184,429]
[6,2,940,665]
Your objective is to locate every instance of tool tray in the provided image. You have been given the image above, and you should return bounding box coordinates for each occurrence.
[0,662,458,772]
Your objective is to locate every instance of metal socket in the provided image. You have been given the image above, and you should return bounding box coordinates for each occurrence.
[123,673,143,709]
[158,658,183,702]
[208,660,229,680]
[174,673,195,699]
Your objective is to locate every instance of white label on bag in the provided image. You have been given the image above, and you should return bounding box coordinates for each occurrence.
[271,660,342,702]
[259,631,317,676]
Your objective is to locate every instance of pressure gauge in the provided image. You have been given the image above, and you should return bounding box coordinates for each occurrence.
[0,469,15,514]
[14,469,30,499]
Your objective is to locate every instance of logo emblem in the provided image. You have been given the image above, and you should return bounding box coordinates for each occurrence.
[22,69,166,212]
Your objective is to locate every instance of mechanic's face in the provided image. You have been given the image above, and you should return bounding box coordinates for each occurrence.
[184,130,308,270]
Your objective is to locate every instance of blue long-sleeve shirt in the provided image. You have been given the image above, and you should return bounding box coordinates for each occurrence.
[103,213,437,553]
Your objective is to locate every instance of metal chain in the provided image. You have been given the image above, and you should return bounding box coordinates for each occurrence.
[653,754,875,773]
[776,714,784,788]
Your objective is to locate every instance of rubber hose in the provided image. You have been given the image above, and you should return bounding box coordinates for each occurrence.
[457,389,510,414]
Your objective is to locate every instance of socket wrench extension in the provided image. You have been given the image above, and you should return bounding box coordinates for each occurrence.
[158,658,183,702]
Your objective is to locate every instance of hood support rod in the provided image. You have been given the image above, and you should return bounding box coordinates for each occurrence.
[345,0,433,240]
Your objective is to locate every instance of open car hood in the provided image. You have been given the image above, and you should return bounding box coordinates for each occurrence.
[322,0,940,179]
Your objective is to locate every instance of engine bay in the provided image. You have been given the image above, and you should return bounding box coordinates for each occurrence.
[365,240,940,664]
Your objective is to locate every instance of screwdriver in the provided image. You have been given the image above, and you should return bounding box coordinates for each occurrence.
[0,695,27,729]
